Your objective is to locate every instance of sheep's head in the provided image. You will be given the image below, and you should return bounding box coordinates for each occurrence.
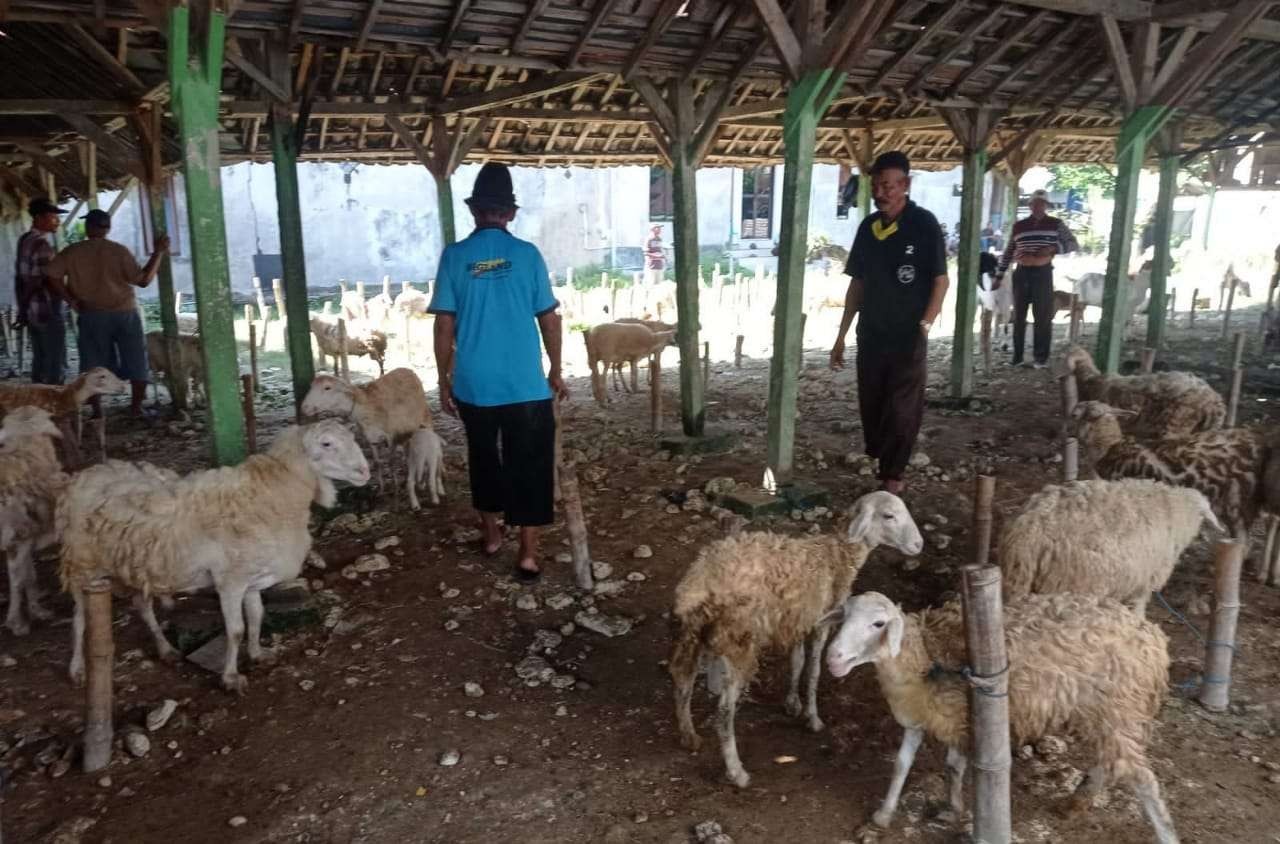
[1070,400,1132,446]
[844,491,923,556]
[83,367,128,396]
[300,375,355,418]
[822,592,905,678]
[301,419,371,504]
[0,406,61,448]
[1056,344,1094,377]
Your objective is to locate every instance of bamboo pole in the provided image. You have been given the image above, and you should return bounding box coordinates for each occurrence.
[1063,437,1078,483]
[981,310,993,374]
[336,318,350,379]
[1189,287,1198,325]
[252,276,268,329]
[702,340,710,389]
[241,374,256,453]
[650,350,662,433]
[1059,373,1078,421]
[961,564,1012,844]
[1222,278,1238,339]
[1259,515,1277,585]
[272,277,285,323]
[245,305,259,392]
[82,578,114,773]
[1068,293,1081,342]
[973,474,996,566]
[1226,332,1245,427]
[735,334,744,368]
[552,398,563,502]
[1140,347,1155,373]
[558,461,594,590]
[1268,519,1280,586]
[1198,539,1243,713]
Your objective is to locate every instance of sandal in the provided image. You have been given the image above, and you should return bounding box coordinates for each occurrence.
[512,564,541,583]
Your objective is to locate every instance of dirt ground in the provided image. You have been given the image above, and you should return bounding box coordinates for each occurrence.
[4,303,1280,844]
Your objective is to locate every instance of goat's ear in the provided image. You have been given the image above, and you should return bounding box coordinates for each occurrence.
[885,612,904,658]
[1116,408,1139,419]
[845,505,875,543]
[818,603,846,628]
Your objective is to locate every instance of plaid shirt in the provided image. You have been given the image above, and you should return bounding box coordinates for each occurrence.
[13,228,60,327]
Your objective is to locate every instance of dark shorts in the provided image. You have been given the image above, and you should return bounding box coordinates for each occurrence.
[455,397,556,527]
[77,309,149,382]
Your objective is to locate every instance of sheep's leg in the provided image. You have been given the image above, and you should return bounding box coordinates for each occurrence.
[68,589,86,686]
[4,548,29,636]
[872,727,925,828]
[406,444,422,511]
[942,746,969,822]
[243,590,274,664]
[429,451,443,505]
[803,625,830,732]
[96,416,106,462]
[629,360,638,393]
[1130,765,1179,844]
[670,631,703,751]
[1132,592,1151,617]
[716,671,750,788]
[216,584,250,694]
[784,643,804,718]
[1068,764,1107,815]
[132,593,177,663]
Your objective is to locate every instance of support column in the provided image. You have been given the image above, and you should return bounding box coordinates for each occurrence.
[434,171,456,246]
[1097,106,1171,374]
[856,167,871,220]
[950,146,987,398]
[671,82,705,436]
[766,68,836,485]
[269,104,315,411]
[1146,129,1181,350]
[168,4,246,465]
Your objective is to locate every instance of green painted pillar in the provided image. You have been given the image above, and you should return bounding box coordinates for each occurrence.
[766,69,838,485]
[1146,151,1178,350]
[168,5,246,465]
[857,167,871,221]
[147,174,188,409]
[1201,184,1216,252]
[950,147,986,398]
[1097,105,1171,375]
[671,85,704,437]
[435,172,456,246]
[1003,172,1019,246]
[270,106,315,414]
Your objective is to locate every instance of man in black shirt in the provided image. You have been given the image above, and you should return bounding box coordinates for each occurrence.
[829,151,950,495]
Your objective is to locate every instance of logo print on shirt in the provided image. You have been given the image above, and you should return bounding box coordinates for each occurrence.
[904,245,915,255]
[897,265,916,285]
[469,258,512,277]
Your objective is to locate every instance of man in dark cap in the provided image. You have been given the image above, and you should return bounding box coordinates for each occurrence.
[828,151,949,495]
[430,163,568,582]
[46,208,169,417]
[13,197,67,384]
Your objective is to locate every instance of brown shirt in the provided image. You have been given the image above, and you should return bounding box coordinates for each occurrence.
[46,237,146,312]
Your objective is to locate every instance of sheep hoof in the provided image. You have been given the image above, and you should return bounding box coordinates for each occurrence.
[784,696,802,718]
[806,716,826,733]
[26,602,53,622]
[679,732,702,752]
[157,646,182,665]
[5,617,30,637]
[871,809,895,829]
[222,673,249,695]
[250,647,278,665]
[727,769,750,789]
[69,664,85,687]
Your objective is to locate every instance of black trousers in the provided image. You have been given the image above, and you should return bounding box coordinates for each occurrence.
[1011,264,1055,365]
[456,397,555,527]
[856,338,927,482]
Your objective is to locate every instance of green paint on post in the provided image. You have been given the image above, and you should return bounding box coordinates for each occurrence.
[671,97,705,437]
[857,168,871,221]
[168,6,246,465]
[1146,151,1178,350]
[148,175,188,409]
[950,147,986,398]
[270,109,315,414]
[1097,105,1172,375]
[435,172,456,246]
[766,69,834,485]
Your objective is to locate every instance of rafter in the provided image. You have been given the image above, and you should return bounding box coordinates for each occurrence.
[870,2,969,91]
[907,12,1001,94]
[750,0,803,81]
[1152,0,1274,108]
[440,0,473,55]
[688,1,741,74]
[990,17,1083,93]
[622,0,685,79]
[566,0,622,68]
[439,71,606,116]
[510,0,554,54]
[949,10,1050,97]
[1099,15,1138,108]
[355,0,383,52]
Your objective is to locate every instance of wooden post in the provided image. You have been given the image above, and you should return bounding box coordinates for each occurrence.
[1059,373,1078,421]
[1140,347,1155,373]
[960,564,1012,844]
[272,277,285,324]
[702,340,710,389]
[1097,106,1172,375]
[981,310,993,374]
[667,78,706,437]
[973,474,996,566]
[82,578,114,774]
[1259,515,1277,585]
[1068,293,1081,342]
[252,276,268,327]
[1222,277,1238,339]
[734,334,744,368]
[1269,518,1280,586]
[169,4,247,465]
[797,312,807,377]
[1189,287,1199,326]
[241,373,256,453]
[1146,136,1179,350]
[1198,539,1243,713]
[1063,437,1079,483]
[336,318,350,378]
[433,171,456,246]
[650,350,662,433]
[558,461,595,591]
[247,318,260,393]
[1226,331,1245,427]
[950,143,986,399]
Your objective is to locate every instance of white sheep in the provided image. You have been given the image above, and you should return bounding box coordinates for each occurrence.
[406,427,446,510]
[999,479,1222,615]
[670,491,923,788]
[0,367,127,463]
[583,323,675,405]
[824,592,1177,843]
[58,420,370,693]
[365,277,395,330]
[393,281,429,317]
[146,330,206,407]
[309,315,388,376]
[300,369,432,500]
[1061,345,1225,435]
[0,407,69,635]
[612,318,678,389]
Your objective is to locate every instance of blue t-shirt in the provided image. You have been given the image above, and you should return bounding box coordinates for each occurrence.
[428,228,558,407]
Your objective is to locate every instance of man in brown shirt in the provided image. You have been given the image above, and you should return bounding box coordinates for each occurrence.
[46,209,169,416]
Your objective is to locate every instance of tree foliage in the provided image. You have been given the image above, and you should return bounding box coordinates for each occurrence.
[1046,164,1116,199]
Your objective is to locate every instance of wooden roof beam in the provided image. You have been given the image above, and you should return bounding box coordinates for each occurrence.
[622,0,685,79]
[227,40,291,102]
[439,71,606,116]
[355,0,383,53]
[906,12,1001,94]
[869,2,969,91]
[440,0,474,56]
[989,17,1083,92]
[566,0,622,69]
[66,23,143,95]
[0,100,134,116]
[750,0,803,81]
[687,1,741,74]
[1151,0,1274,109]
[1099,15,1138,109]
[948,9,1051,97]
[59,113,145,180]
[511,0,554,54]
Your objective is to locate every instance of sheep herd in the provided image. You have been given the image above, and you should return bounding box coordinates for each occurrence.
[1,331,1275,844]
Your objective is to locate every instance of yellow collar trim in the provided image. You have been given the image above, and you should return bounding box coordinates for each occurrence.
[871,218,899,240]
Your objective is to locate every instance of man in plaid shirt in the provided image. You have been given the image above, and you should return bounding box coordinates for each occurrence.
[13,197,67,384]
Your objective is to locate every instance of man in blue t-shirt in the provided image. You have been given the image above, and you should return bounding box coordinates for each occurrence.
[429,163,568,582]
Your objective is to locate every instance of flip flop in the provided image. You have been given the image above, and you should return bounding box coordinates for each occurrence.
[512,565,541,583]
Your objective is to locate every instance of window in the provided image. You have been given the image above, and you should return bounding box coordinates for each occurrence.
[836,163,857,219]
[741,166,773,239]
[649,167,674,221]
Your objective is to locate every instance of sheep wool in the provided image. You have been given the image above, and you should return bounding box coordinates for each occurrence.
[999,479,1222,614]
[1063,345,1225,435]
[583,323,674,403]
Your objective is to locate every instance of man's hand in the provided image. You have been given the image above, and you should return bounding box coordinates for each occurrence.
[438,380,457,418]
[154,235,171,254]
[829,337,846,371]
[548,370,570,401]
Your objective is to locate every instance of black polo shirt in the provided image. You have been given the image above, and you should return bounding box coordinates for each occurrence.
[844,200,947,352]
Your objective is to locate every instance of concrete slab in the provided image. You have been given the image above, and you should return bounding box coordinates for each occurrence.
[778,482,830,510]
[658,429,736,457]
[718,488,791,519]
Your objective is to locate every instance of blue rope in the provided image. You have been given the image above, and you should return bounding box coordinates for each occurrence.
[1152,590,1238,693]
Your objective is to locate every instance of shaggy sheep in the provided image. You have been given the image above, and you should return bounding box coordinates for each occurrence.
[1061,345,1225,435]
[0,367,127,462]
[58,420,370,693]
[670,491,923,788]
[145,331,206,407]
[0,408,69,635]
[406,427,446,510]
[583,323,675,405]
[309,315,388,376]
[824,592,1176,843]
[300,369,432,499]
[999,479,1223,614]
[1071,400,1273,543]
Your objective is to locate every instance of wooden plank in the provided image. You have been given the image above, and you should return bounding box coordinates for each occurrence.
[629,76,677,139]
[355,0,383,52]
[949,10,1050,97]
[1000,0,1150,16]
[750,0,803,81]
[511,0,554,53]
[1131,21,1160,103]
[566,0,622,68]
[622,0,685,79]
[1099,15,1138,109]
[227,45,291,102]
[440,0,474,55]
[440,71,606,115]
[871,2,968,90]
[0,99,133,115]
[59,113,146,179]
[67,24,143,93]
[1152,0,1274,109]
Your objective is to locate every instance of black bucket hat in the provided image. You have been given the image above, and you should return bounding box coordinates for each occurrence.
[465,163,518,210]
[27,197,66,216]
